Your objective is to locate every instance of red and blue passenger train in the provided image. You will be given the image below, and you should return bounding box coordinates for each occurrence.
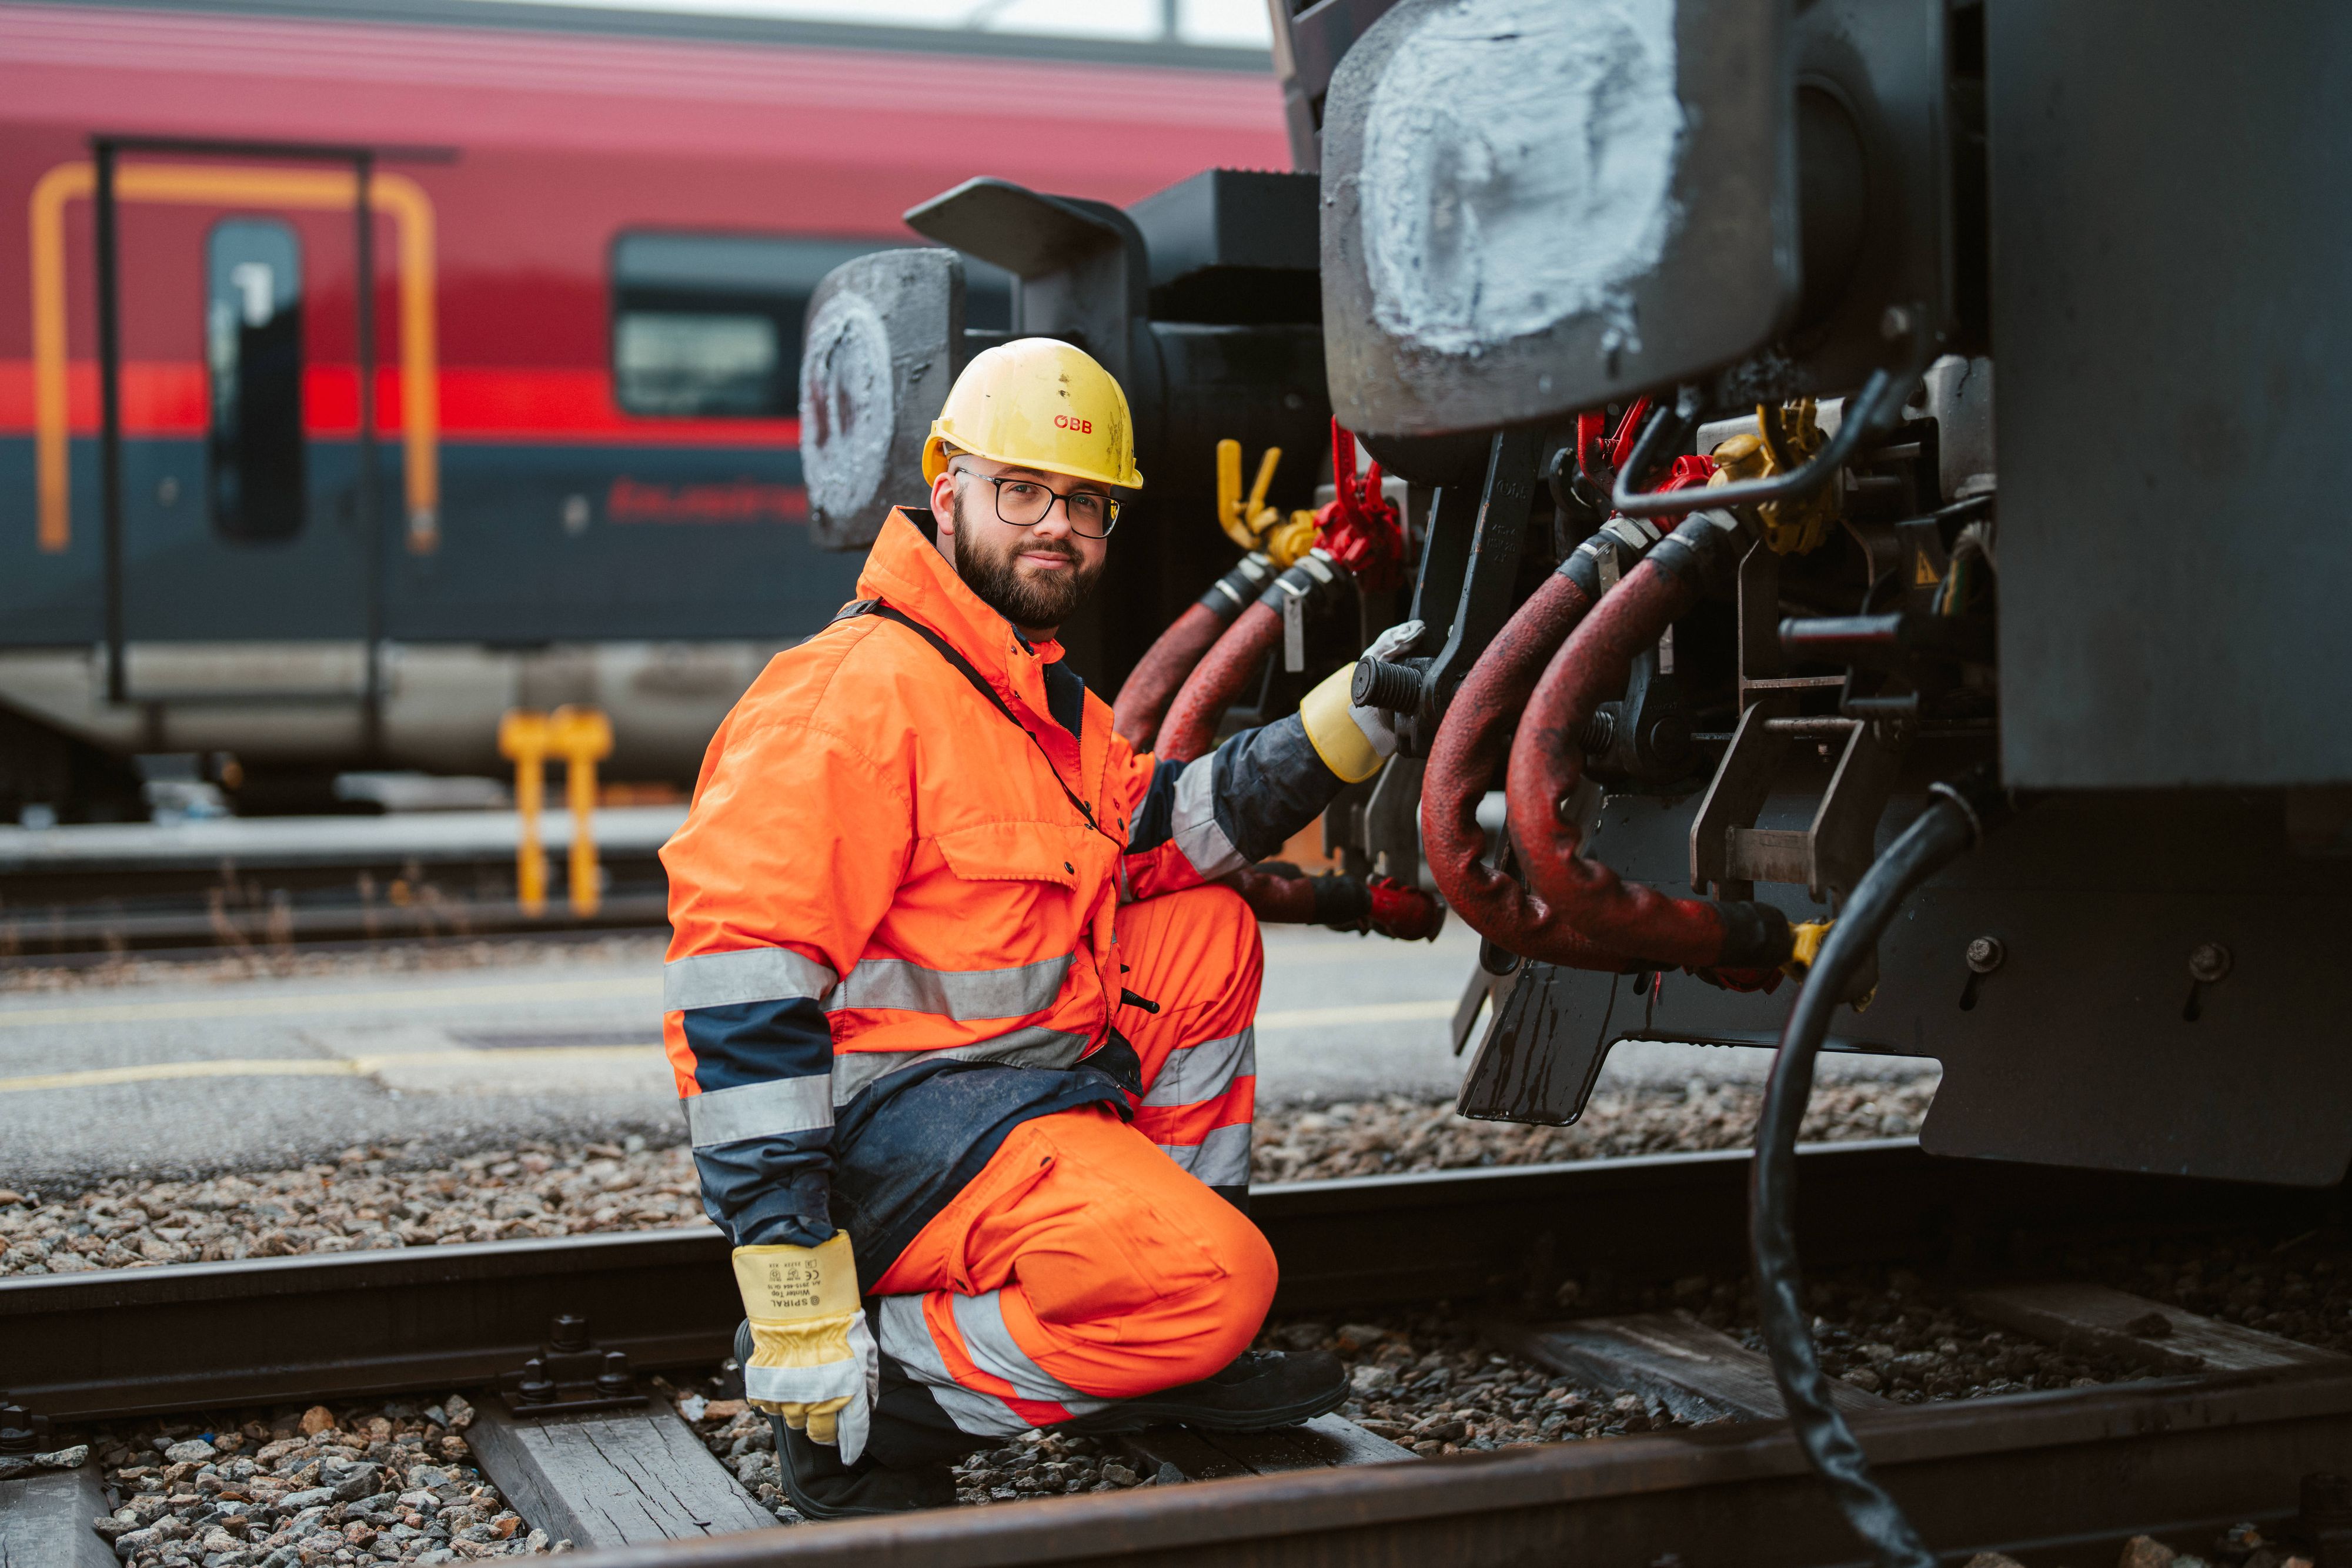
[0,0,1287,813]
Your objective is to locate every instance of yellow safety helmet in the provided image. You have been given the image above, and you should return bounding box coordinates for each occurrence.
[922,337,1144,492]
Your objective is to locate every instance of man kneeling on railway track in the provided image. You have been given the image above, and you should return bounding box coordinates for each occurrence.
[660,339,1405,1517]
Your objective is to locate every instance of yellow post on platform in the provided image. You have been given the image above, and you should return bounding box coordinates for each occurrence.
[549,706,614,918]
[497,710,552,917]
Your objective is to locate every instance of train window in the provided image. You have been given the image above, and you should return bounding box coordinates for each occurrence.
[610,232,1012,418]
[206,219,306,541]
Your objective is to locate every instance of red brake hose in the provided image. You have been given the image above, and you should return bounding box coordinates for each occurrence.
[1113,603,1231,753]
[1421,573,1627,971]
[1154,600,1285,763]
[1504,513,1793,972]
[1112,554,1278,752]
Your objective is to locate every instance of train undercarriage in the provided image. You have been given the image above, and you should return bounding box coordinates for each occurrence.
[801,0,2352,1191]
[800,1,2352,1550]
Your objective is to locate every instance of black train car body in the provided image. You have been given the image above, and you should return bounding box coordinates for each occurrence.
[811,0,2352,1188]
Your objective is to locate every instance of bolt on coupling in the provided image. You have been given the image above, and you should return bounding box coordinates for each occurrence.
[1351,656,1427,714]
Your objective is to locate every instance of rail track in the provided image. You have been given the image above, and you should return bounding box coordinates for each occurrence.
[8,1140,2352,1564]
[602,1370,2352,1568]
[0,808,680,959]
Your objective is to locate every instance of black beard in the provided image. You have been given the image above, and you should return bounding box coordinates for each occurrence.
[951,492,1104,631]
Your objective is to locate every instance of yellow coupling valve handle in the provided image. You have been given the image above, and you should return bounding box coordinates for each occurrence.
[1264,510,1321,568]
[1215,438,1322,569]
[1781,917,1876,1011]
[1710,399,1840,556]
[1216,439,1283,553]
[1782,918,1833,979]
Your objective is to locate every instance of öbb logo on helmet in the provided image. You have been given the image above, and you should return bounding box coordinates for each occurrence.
[921,338,1144,491]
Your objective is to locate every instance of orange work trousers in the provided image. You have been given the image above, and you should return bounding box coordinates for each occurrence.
[869,884,1273,1436]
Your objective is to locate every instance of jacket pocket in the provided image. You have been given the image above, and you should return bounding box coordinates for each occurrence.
[933,820,1089,890]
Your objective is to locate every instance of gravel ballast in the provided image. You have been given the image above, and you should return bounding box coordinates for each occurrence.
[1254,1077,1935,1181]
[664,1392,1151,1510]
[20,1085,2352,1554]
[77,1395,552,1564]
[0,1086,1927,1277]
[0,1140,698,1276]
[9,1079,2337,1415]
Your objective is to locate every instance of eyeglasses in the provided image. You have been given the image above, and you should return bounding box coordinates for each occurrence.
[953,467,1121,539]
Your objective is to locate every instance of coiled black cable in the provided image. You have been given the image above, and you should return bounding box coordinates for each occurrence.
[1749,768,2013,1568]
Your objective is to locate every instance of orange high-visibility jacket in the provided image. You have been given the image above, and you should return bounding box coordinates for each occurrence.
[661,510,1344,1268]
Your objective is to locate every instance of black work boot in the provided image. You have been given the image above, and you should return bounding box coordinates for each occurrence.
[736,1318,964,1520]
[771,1419,958,1520]
[1055,1349,1348,1435]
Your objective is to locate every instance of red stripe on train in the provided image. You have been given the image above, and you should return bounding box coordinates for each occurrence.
[0,361,800,447]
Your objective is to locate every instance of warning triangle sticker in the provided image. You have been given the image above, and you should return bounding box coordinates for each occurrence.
[1913,551,1943,586]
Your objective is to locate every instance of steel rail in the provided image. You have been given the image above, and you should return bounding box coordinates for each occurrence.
[0,813,680,957]
[580,1364,2352,1568]
[6,1141,2339,1423]
[0,893,669,954]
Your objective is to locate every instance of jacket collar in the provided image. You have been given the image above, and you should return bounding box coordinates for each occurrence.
[856,509,1081,767]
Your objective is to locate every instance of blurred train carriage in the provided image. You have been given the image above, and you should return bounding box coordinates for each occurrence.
[0,0,1288,817]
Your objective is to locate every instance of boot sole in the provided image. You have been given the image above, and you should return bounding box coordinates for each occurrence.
[1054,1377,1349,1436]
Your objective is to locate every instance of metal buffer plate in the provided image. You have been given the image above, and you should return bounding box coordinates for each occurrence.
[1318,0,1792,435]
[799,248,967,551]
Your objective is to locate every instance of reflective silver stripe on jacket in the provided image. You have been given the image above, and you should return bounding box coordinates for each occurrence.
[950,1290,1110,1409]
[1170,755,1245,880]
[683,1074,833,1148]
[1157,1120,1252,1188]
[1139,1027,1255,1108]
[830,1026,1093,1106]
[663,946,837,1012]
[873,1295,1035,1438]
[829,954,1072,1022]
[666,946,1075,1025]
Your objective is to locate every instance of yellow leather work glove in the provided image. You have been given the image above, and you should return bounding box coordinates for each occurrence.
[732,1232,878,1463]
[1300,620,1419,783]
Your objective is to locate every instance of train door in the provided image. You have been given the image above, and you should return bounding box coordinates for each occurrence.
[79,138,409,750]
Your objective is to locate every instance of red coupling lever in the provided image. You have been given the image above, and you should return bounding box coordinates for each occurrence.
[1575,397,1656,489]
[1315,421,1406,591]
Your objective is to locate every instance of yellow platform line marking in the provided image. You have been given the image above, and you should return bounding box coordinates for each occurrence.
[0,977,657,1029]
[0,1045,661,1095]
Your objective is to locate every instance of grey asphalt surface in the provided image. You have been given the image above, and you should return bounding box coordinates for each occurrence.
[0,920,1930,1191]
